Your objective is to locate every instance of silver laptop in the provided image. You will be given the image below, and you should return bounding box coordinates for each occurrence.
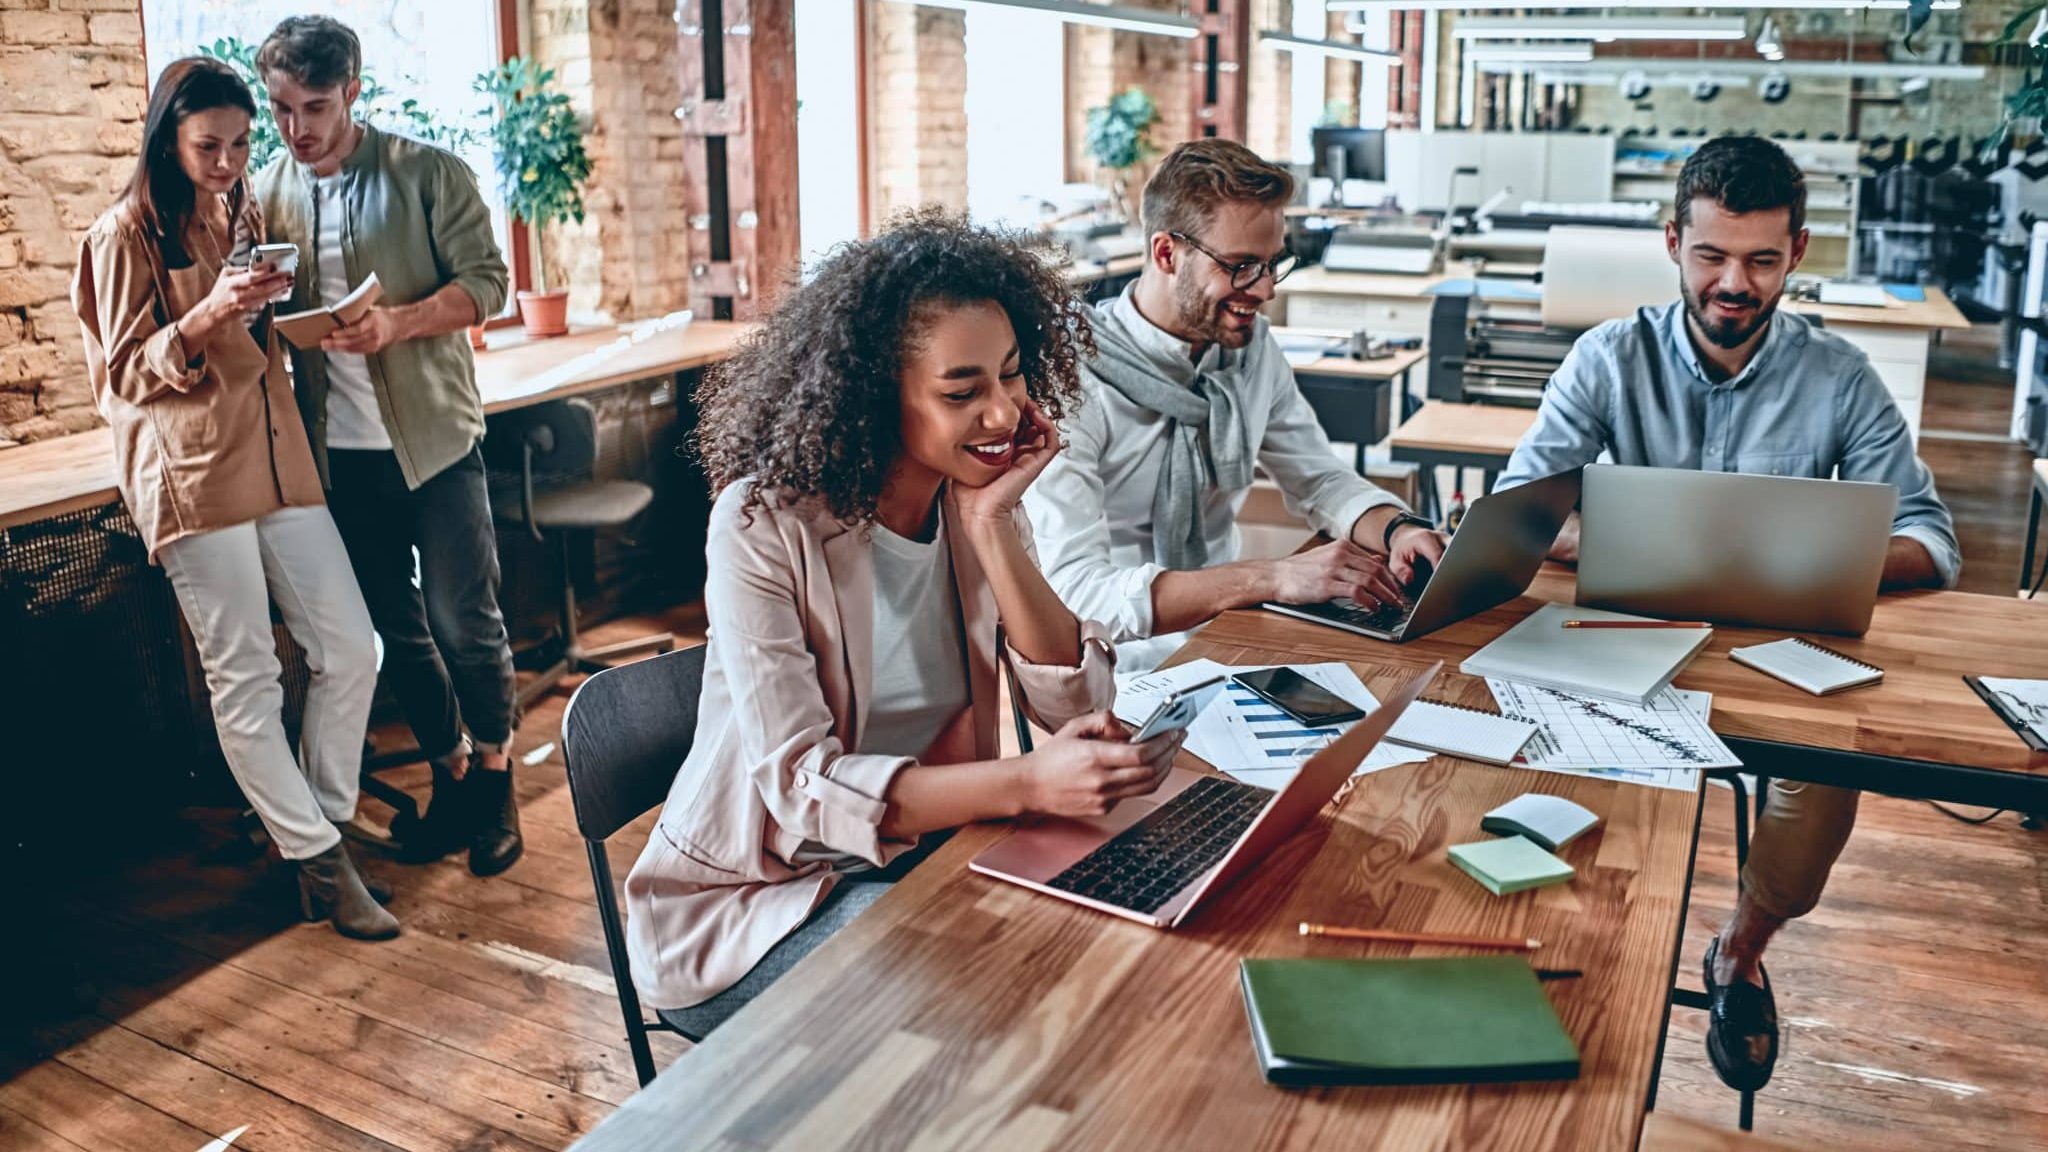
[1261,467,1583,642]
[1577,463,1896,635]
[970,662,1439,928]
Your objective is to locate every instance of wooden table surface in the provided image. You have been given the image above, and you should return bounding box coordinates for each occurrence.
[0,320,751,531]
[572,607,1705,1152]
[1390,401,1539,457]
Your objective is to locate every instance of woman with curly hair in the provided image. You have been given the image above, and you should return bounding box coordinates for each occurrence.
[622,212,1182,1036]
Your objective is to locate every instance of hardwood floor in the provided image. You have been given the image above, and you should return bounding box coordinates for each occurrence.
[6,339,2044,1151]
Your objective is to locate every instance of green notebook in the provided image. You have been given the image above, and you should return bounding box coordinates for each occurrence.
[1239,956,1580,1086]
[1448,835,1575,896]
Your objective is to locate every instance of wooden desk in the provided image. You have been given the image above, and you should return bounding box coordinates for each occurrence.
[1639,1112,1802,1151]
[1389,401,1540,523]
[572,620,1702,1152]
[0,321,751,532]
[1274,329,1429,467]
[0,426,117,531]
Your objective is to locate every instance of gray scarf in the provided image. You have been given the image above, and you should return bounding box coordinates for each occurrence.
[1086,295,1256,570]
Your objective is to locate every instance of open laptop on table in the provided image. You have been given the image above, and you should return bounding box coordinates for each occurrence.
[1261,467,1582,643]
[1577,463,1895,635]
[971,662,1439,928]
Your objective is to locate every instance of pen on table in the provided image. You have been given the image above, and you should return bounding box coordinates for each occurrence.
[1561,620,1710,630]
[1299,923,1541,952]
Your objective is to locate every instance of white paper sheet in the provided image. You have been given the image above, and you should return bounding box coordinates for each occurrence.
[1485,678,1732,792]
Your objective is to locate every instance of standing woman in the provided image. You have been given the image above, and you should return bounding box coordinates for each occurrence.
[623,211,1181,1035]
[73,57,393,939]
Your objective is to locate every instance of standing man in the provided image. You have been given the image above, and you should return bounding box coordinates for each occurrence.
[1495,135,1959,1093]
[1024,140,1446,672]
[253,16,522,875]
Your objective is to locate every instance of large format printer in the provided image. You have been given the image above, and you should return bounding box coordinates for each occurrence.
[1426,225,1671,406]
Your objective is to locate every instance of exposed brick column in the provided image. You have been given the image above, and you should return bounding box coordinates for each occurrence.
[533,0,697,324]
[1188,0,1248,141]
[865,1,967,223]
[0,0,145,447]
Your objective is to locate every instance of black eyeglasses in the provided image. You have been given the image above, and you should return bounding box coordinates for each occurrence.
[1170,231,1299,291]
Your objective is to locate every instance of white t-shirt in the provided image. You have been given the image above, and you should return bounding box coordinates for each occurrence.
[315,175,390,450]
[791,517,969,871]
[860,519,969,758]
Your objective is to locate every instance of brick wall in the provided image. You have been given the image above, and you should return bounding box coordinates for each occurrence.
[0,0,144,448]
[866,1,968,222]
[532,0,694,324]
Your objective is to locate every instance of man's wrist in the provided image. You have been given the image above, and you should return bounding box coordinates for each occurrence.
[1381,512,1433,552]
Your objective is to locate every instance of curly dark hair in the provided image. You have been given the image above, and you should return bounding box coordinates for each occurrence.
[695,208,1096,524]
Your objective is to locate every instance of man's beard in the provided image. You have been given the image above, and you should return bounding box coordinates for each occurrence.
[1170,274,1253,349]
[1681,278,1779,349]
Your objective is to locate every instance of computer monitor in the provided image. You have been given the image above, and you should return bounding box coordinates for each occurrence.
[1311,127,1385,183]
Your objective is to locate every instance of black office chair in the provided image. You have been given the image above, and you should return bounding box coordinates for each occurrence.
[485,399,674,710]
[559,643,707,1086]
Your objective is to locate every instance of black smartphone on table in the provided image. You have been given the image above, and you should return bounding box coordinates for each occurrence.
[1230,667,1365,727]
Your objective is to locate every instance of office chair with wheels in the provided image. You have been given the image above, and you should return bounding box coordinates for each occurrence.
[560,643,707,1086]
[485,399,674,710]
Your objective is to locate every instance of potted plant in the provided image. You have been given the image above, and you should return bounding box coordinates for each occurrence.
[479,57,592,338]
[1085,87,1160,224]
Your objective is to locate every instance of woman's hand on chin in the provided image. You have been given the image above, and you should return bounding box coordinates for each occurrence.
[953,401,1061,529]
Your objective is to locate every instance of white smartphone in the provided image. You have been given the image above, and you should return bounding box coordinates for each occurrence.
[249,243,298,304]
[1127,676,1225,744]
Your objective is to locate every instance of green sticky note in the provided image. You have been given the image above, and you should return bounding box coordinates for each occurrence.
[1448,835,1575,896]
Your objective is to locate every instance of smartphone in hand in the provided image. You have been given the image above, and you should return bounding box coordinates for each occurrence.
[249,243,299,304]
[1230,667,1365,727]
[1127,675,1225,743]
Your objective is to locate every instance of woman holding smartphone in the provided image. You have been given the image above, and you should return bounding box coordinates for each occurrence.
[73,57,392,939]
[623,211,1183,1035]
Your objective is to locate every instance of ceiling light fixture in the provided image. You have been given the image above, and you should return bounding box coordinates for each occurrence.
[1755,16,1784,60]
[1494,58,1986,81]
[1329,0,1955,10]
[907,0,1199,37]
[1258,30,1401,62]
[1462,43,1596,63]
[1453,16,1746,41]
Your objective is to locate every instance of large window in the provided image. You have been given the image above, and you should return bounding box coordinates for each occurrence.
[141,0,523,296]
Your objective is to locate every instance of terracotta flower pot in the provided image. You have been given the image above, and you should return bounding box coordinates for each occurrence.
[468,323,487,351]
[516,289,570,338]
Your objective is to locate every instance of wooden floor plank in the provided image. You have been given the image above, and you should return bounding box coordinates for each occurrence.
[0,1060,213,1151]
[0,1103,92,1152]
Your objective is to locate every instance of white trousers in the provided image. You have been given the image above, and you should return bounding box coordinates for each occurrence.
[159,506,378,860]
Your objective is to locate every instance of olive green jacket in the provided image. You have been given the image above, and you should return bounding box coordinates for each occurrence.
[254,124,509,489]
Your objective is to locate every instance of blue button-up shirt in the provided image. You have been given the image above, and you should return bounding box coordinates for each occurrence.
[1496,300,1960,587]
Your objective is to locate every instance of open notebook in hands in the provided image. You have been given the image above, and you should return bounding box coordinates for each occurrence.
[971,662,1441,928]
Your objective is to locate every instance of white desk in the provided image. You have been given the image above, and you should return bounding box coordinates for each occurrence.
[1275,266,1971,439]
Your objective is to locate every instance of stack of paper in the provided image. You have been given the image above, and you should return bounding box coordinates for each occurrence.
[1486,678,1734,791]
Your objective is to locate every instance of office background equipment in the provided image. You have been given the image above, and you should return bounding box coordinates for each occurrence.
[1463,601,1713,707]
[1311,126,1386,185]
[1730,639,1885,696]
[1239,956,1581,1086]
[1578,465,1895,635]
[1481,794,1602,853]
[1539,226,1674,331]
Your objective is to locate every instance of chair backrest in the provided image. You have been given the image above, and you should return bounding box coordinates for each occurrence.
[560,644,706,842]
[483,398,601,489]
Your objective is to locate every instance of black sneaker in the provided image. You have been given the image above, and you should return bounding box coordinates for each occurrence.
[1702,936,1779,1092]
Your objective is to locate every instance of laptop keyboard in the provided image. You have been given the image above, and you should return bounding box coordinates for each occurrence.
[1046,775,1273,914]
[1323,597,1416,634]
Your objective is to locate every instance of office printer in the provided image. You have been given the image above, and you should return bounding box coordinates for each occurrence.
[1427,225,1670,406]
[1322,219,1442,275]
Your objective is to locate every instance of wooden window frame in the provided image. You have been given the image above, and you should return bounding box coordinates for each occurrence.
[486,0,534,328]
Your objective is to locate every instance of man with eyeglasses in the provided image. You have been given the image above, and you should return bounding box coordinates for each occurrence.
[1025,140,1447,671]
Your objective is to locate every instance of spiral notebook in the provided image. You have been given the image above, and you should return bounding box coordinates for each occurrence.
[1385,700,1539,767]
[1729,638,1884,696]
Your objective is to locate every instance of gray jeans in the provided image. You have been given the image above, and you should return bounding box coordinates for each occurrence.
[656,831,951,1039]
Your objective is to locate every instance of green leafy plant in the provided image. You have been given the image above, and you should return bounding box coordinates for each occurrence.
[1998,6,2048,148]
[477,56,591,229]
[1317,101,1358,129]
[198,36,481,170]
[1085,87,1160,172]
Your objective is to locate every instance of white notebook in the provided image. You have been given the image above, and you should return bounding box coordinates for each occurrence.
[1384,700,1539,767]
[1729,638,1884,696]
[1460,602,1713,706]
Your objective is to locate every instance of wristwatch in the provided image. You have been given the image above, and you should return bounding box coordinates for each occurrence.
[1381,511,1434,552]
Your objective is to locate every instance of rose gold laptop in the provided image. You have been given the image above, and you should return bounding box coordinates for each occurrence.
[970,662,1440,928]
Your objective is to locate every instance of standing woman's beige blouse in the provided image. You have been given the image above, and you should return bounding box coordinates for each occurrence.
[72,182,324,562]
